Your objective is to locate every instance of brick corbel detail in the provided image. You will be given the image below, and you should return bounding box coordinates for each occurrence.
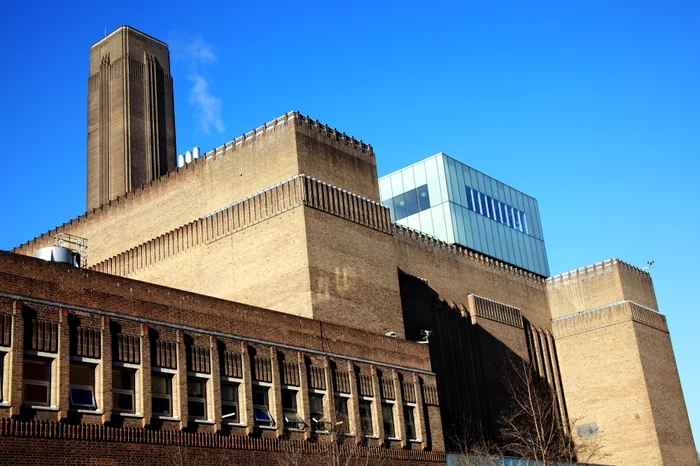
[241,342,254,436]
[57,309,70,421]
[140,324,151,427]
[175,329,187,429]
[100,316,112,424]
[270,347,283,438]
[392,369,406,447]
[413,373,429,450]
[210,336,221,432]
[370,365,384,445]
[347,361,361,443]
[297,351,311,440]
[8,301,24,417]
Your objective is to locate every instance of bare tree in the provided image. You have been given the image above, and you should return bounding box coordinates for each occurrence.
[445,416,501,466]
[498,356,605,465]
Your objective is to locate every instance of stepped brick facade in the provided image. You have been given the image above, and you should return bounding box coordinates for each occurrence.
[3,25,696,465]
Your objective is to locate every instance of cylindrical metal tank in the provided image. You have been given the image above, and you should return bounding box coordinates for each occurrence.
[35,246,78,267]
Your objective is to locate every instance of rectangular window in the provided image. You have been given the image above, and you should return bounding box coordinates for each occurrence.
[252,386,274,427]
[221,382,239,423]
[309,392,330,431]
[359,400,373,436]
[381,200,396,222]
[494,200,502,223]
[382,403,395,438]
[0,352,4,403]
[282,389,305,429]
[514,209,522,231]
[334,395,350,434]
[466,187,474,211]
[23,358,51,406]
[485,195,493,219]
[405,189,419,217]
[69,362,96,410]
[393,194,407,220]
[480,193,490,218]
[506,205,514,227]
[151,373,172,416]
[187,377,207,420]
[404,405,417,440]
[112,368,135,414]
[416,184,430,210]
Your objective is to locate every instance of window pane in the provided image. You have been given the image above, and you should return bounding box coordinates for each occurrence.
[282,390,296,410]
[70,364,92,386]
[485,196,493,219]
[152,375,171,395]
[24,383,49,404]
[222,403,238,420]
[254,406,273,423]
[189,400,206,418]
[404,405,416,439]
[152,396,171,415]
[309,393,324,416]
[494,201,502,223]
[113,392,134,412]
[252,387,268,406]
[465,187,474,211]
[359,400,373,435]
[393,194,407,220]
[188,378,205,398]
[221,383,238,403]
[405,189,419,217]
[112,369,134,391]
[70,387,95,407]
[416,184,430,210]
[24,359,49,381]
[382,404,395,438]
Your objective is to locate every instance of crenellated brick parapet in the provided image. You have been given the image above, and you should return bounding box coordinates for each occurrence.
[393,224,547,284]
[0,418,445,462]
[546,258,651,289]
[552,300,668,339]
[92,175,391,276]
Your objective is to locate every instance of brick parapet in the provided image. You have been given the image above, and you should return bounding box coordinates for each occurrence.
[545,258,651,289]
[393,224,547,285]
[552,300,668,339]
[0,251,432,374]
[0,418,445,462]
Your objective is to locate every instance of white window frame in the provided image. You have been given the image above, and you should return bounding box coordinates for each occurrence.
[151,371,174,419]
[112,366,136,415]
[220,377,242,425]
[22,352,56,409]
[252,382,275,428]
[403,402,421,442]
[186,374,209,421]
[358,396,375,438]
[333,392,353,435]
[69,360,98,411]
[381,398,399,440]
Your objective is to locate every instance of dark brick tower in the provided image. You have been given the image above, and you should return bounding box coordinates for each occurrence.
[86,26,177,211]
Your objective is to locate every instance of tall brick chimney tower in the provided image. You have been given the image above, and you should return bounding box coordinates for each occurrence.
[86,26,177,211]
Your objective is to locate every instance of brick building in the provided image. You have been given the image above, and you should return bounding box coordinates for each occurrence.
[1,25,697,465]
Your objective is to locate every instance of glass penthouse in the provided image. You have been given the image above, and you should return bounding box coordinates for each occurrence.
[379,153,549,277]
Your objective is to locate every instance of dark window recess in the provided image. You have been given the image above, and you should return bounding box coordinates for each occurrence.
[115,334,140,364]
[358,374,373,397]
[221,382,239,422]
[359,400,373,436]
[187,346,210,374]
[28,320,58,353]
[380,377,395,400]
[187,377,207,420]
[153,340,177,369]
[282,389,305,430]
[280,361,300,386]
[382,403,395,438]
[308,366,326,391]
[23,358,51,406]
[389,184,430,221]
[404,405,417,440]
[309,393,330,431]
[333,370,351,394]
[466,187,475,211]
[252,356,272,383]
[335,396,350,434]
[0,314,11,347]
[69,363,96,409]
[112,368,135,414]
[252,386,274,427]
[151,373,173,416]
[221,351,242,378]
[73,327,101,358]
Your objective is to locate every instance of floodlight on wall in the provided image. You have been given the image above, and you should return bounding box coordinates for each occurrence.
[642,261,654,270]
[417,329,433,344]
[385,331,397,338]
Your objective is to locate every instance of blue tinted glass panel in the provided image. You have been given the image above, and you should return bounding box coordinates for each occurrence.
[478,193,487,217]
[485,196,493,219]
[521,211,529,234]
[494,201,502,223]
[405,189,419,217]
[466,187,474,211]
[394,194,407,220]
[382,200,395,222]
[417,184,430,210]
[514,209,522,231]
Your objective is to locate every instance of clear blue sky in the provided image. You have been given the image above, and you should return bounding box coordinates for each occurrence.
[2,0,698,449]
